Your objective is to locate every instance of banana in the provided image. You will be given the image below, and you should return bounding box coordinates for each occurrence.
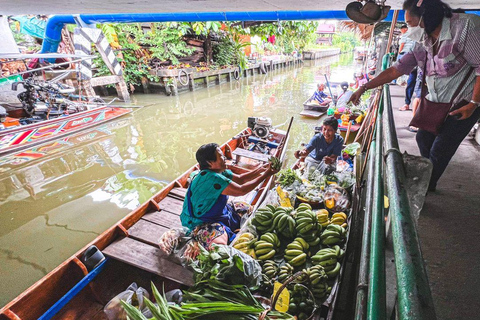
[287,243,304,251]
[332,212,347,220]
[326,262,341,278]
[257,250,276,260]
[256,248,274,256]
[312,253,338,262]
[266,204,276,212]
[333,245,341,257]
[320,230,341,239]
[307,237,321,247]
[255,241,274,249]
[285,249,305,256]
[317,258,337,267]
[322,236,341,245]
[295,237,309,250]
[330,217,346,223]
[289,253,307,266]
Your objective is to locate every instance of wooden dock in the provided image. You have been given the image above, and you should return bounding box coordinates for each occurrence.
[150,56,304,96]
[302,48,341,60]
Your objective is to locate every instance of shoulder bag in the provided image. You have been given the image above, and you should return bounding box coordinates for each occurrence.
[409,60,474,135]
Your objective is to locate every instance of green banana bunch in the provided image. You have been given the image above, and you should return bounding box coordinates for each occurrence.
[273,207,296,238]
[311,248,338,269]
[295,204,322,247]
[278,263,294,283]
[284,237,309,267]
[310,280,332,301]
[262,260,279,280]
[252,205,276,233]
[307,265,328,286]
[320,224,346,246]
[284,237,310,267]
[254,239,277,260]
[260,232,280,248]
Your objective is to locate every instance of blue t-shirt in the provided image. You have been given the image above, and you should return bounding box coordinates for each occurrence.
[305,133,344,161]
[312,90,328,103]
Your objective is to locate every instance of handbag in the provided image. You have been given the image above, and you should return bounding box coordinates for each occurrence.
[409,62,474,135]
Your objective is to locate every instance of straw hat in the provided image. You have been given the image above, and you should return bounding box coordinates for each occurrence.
[346,0,391,24]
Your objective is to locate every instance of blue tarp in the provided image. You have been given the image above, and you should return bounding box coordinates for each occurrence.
[11,16,46,39]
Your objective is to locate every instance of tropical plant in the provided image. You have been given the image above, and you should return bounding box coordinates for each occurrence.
[332,32,361,53]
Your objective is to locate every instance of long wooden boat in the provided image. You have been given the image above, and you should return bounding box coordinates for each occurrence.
[300,98,329,119]
[0,118,292,320]
[0,106,133,157]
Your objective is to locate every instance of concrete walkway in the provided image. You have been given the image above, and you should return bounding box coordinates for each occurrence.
[389,85,480,320]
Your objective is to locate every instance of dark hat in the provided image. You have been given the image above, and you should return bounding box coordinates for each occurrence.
[346,1,391,24]
[340,81,349,89]
[400,24,408,29]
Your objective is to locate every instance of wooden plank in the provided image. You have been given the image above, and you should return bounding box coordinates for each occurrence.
[142,210,182,228]
[232,148,270,163]
[300,110,324,118]
[129,219,169,246]
[170,187,187,199]
[103,237,194,286]
[157,196,184,215]
[90,75,121,87]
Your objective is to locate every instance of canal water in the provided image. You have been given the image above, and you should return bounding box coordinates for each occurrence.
[0,53,356,306]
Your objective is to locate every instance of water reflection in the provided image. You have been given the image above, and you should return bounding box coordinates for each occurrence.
[0,53,356,306]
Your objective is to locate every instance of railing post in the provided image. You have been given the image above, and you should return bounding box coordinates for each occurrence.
[367,95,386,320]
[382,84,437,319]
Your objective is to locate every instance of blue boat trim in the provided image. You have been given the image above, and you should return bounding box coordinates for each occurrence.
[38,258,109,320]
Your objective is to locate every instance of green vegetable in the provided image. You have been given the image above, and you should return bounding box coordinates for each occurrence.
[276,169,301,187]
[269,156,283,171]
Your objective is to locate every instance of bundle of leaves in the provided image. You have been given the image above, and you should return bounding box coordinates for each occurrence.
[191,244,262,289]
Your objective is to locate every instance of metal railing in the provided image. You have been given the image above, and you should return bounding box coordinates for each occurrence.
[355,84,436,319]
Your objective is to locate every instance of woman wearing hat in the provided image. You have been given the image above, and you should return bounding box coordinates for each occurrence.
[349,0,480,191]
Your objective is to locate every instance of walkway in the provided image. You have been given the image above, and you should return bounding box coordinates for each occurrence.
[389,85,480,320]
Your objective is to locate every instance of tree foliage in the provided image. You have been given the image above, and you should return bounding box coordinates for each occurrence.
[332,32,361,53]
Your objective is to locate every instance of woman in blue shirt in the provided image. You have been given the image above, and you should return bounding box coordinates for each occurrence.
[180,143,277,243]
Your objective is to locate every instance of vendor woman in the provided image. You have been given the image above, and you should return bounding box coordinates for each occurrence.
[180,143,277,243]
[295,116,344,173]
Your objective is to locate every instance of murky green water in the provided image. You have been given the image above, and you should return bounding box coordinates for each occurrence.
[0,53,356,307]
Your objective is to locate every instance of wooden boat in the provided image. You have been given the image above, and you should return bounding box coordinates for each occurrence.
[300,98,330,118]
[0,119,292,320]
[0,106,133,156]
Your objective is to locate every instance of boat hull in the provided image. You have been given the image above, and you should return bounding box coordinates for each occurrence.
[0,122,292,320]
[0,107,133,156]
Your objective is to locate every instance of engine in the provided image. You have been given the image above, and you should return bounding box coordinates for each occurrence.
[248,117,273,139]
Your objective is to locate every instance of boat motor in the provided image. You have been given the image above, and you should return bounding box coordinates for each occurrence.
[248,117,273,139]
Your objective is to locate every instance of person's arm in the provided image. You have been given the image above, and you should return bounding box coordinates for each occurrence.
[349,50,418,105]
[295,135,317,158]
[398,43,405,54]
[222,167,276,196]
[349,67,404,105]
[450,16,480,120]
[449,76,480,120]
[231,164,266,184]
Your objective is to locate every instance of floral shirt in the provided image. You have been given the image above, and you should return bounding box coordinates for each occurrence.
[393,13,480,104]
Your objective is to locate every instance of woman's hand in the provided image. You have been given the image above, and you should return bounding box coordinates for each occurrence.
[449,103,477,120]
[266,163,280,175]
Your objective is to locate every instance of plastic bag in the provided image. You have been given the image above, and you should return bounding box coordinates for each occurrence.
[191,244,263,288]
[343,142,361,156]
[158,227,190,256]
[103,283,150,320]
[324,185,350,212]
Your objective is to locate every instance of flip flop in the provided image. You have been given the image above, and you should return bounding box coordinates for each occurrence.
[399,105,411,111]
